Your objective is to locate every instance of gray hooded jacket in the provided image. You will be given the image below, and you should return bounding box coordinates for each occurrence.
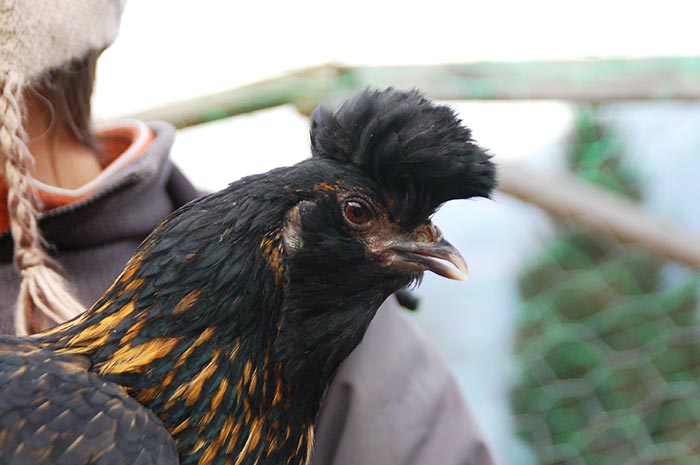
[0,122,495,465]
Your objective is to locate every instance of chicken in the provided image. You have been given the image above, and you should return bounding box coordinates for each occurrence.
[0,88,496,465]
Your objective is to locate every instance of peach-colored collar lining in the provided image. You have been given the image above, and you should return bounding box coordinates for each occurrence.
[35,120,154,209]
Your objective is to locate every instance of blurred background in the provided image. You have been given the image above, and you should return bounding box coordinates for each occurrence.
[94,2,700,464]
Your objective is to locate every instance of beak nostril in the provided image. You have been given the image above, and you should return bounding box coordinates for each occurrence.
[410,223,444,245]
[419,224,441,243]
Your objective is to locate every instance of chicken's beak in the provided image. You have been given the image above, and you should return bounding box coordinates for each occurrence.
[381,224,469,281]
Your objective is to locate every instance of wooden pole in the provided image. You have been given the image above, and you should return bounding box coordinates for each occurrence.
[498,163,700,269]
[120,58,700,128]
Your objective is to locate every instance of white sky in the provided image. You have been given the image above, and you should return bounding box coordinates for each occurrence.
[93,0,699,190]
[96,0,700,116]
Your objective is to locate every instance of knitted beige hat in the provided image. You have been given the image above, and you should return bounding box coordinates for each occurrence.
[1,0,126,335]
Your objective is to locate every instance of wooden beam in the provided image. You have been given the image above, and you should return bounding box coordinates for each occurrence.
[354,58,700,103]
[498,163,700,269]
[119,58,700,128]
[120,65,347,128]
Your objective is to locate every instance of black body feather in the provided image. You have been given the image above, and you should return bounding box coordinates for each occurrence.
[0,88,496,465]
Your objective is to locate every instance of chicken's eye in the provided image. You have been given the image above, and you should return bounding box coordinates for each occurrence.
[343,200,372,226]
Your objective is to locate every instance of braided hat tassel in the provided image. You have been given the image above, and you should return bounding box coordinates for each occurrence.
[1,70,85,335]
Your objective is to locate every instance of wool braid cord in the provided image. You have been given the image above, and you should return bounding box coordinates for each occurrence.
[0,69,86,336]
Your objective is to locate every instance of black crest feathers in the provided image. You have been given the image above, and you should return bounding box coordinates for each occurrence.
[310,88,496,221]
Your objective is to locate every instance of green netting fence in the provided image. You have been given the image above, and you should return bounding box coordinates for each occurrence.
[512,105,700,465]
